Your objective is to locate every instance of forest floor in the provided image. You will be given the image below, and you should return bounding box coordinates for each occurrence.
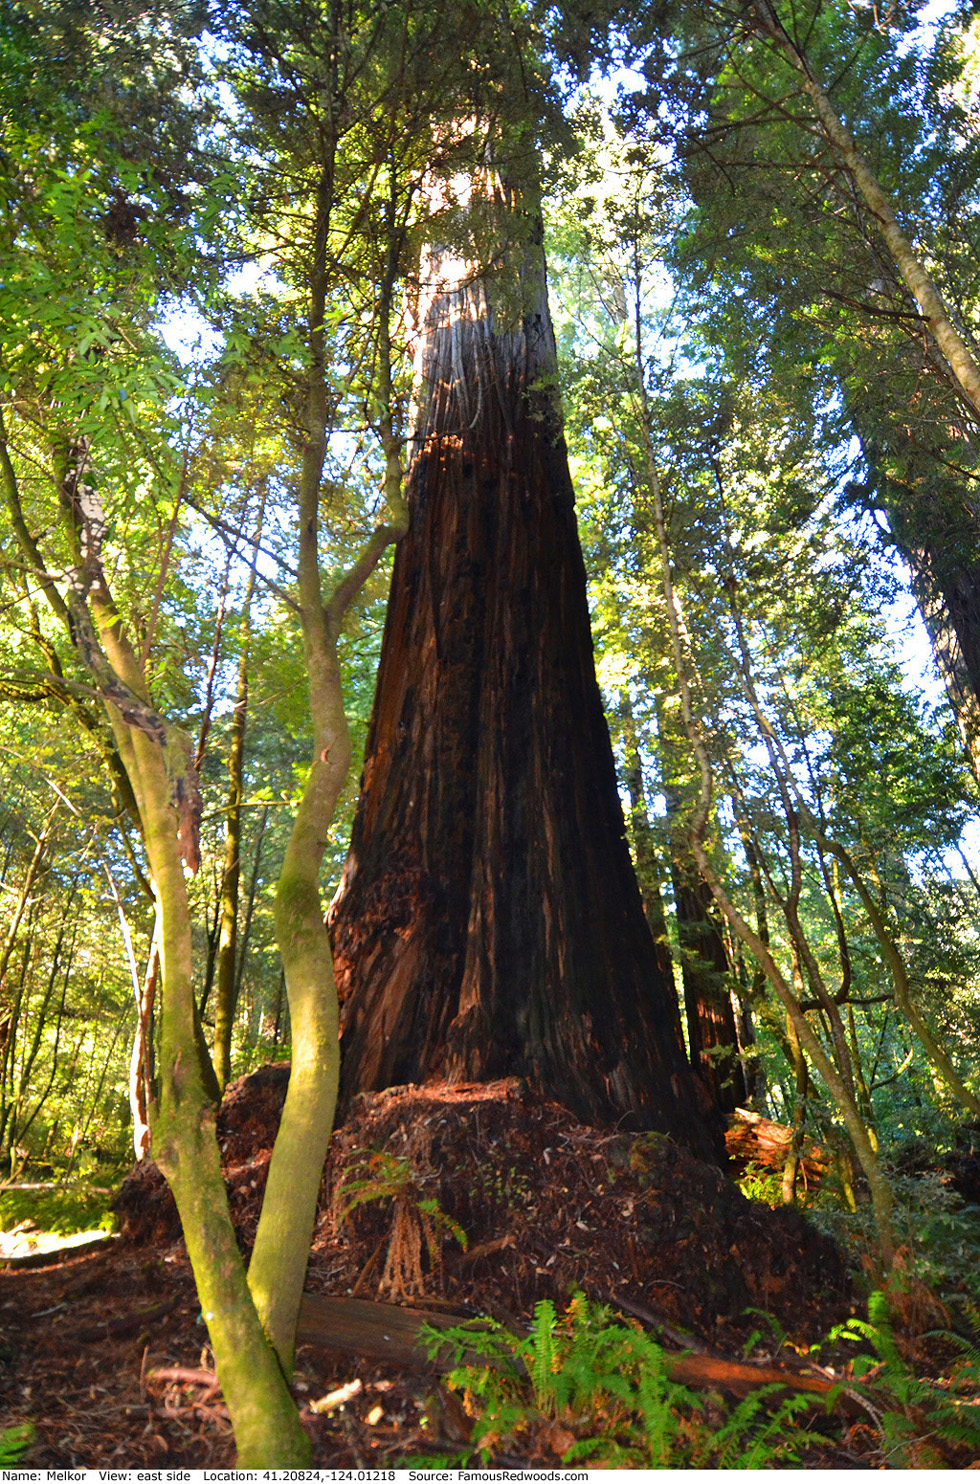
[1,1067,976,1469]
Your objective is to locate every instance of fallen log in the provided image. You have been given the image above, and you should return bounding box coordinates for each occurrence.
[666,1351,839,1400]
[602,1290,719,1357]
[297,1293,487,1368]
[725,1108,829,1185]
[296,1293,847,1406]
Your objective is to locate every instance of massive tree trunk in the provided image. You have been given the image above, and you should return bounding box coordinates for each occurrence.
[328,172,722,1161]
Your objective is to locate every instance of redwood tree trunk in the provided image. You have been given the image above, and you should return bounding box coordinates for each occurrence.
[853,421,980,786]
[619,696,683,1039]
[904,542,980,784]
[329,179,721,1161]
[657,698,745,1117]
[672,861,747,1117]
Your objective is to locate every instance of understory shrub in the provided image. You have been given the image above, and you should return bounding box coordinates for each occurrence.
[419,1294,819,1467]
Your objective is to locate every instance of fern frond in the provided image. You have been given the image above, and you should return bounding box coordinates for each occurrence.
[523,1298,559,1413]
[867,1290,904,1373]
[0,1423,35,1467]
[634,1355,680,1466]
[959,1293,980,1340]
[333,1150,414,1225]
[690,1384,817,1468]
[563,1435,638,1467]
[421,1296,845,1470]
[922,1326,980,1367]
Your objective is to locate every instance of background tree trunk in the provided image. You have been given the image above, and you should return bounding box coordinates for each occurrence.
[852,423,980,786]
[658,703,745,1117]
[619,695,683,1042]
[903,543,980,784]
[213,498,262,1093]
[672,861,747,1117]
[329,174,722,1160]
[665,773,746,1117]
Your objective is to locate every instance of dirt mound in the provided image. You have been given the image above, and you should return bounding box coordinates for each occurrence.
[115,1066,853,1347]
[113,1062,291,1245]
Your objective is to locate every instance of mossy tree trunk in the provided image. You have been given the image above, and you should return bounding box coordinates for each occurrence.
[3,375,405,1463]
[50,444,313,1465]
[328,164,721,1162]
[245,164,410,1372]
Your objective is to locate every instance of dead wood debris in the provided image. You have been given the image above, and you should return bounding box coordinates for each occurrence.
[75,1296,178,1343]
[296,1292,857,1410]
[115,1070,855,1344]
[314,1079,855,1345]
[6,1067,877,1468]
[725,1106,830,1186]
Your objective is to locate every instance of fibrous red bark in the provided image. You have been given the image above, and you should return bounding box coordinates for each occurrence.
[328,174,722,1162]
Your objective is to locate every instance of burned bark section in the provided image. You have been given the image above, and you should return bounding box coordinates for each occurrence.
[329,236,721,1161]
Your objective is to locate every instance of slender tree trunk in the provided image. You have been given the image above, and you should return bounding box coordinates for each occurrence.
[212,673,245,1089]
[781,998,808,1206]
[847,1003,878,1151]
[329,166,720,1159]
[749,0,980,424]
[129,926,159,1162]
[235,804,268,1013]
[734,990,764,1106]
[16,956,72,1150]
[213,505,262,1091]
[735,821,770,1105]
[618,695,683,1049]
[0,824,53,1168]
[828,835,980,1117]
[11,913,74,1139]
[670,845,747,1117]
[0,807,55,996]
[660,707,745,1115]
[45,438,311,1463]
[246,159,408,1370]
[0,937,35,1164]
[648,444,896,1260]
